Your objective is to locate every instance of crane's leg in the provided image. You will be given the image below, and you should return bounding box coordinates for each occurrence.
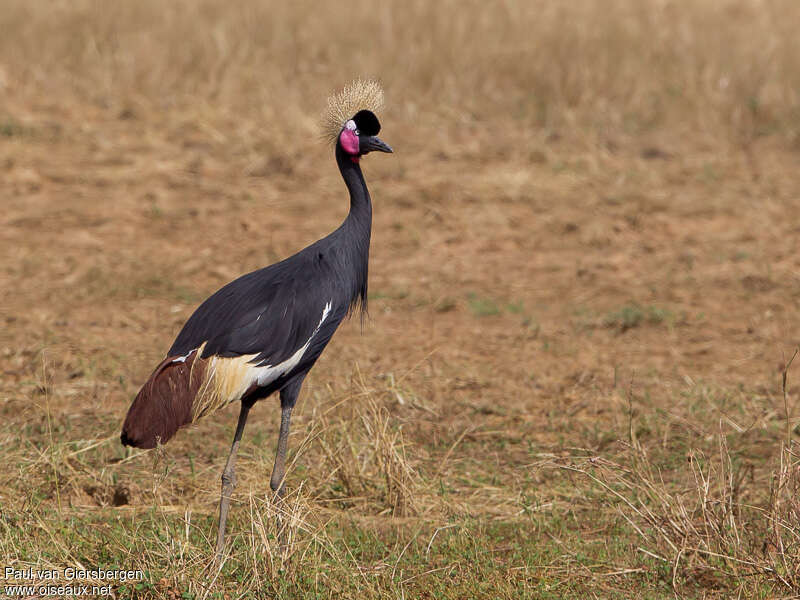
[270,378,303,548]
[215,400,252,561]
[269,401,293,499]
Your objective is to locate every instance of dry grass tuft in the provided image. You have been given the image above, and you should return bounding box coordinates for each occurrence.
[237,485,332,584]
[557,357,800,594]
[302,370,422,518]
[559,442,800,592]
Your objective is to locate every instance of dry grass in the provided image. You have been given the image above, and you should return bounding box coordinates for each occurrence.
[2,0,800,149]
[547,354,800,594]
[557,433,800,593]
[2,0,800,598]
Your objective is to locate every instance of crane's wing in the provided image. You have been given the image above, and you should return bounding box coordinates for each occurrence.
[122,254,343,449]
[169,255,338,367]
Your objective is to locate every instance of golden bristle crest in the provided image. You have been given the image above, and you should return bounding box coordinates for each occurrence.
[322,80,384,143]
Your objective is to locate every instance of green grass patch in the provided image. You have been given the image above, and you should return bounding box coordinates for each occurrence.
[602,303,683,333]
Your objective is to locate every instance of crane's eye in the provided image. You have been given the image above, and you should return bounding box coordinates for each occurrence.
[355,129,360,136]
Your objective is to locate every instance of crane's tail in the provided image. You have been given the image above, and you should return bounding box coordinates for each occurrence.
[120,351,207,449]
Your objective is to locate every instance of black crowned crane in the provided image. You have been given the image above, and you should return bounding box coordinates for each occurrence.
[120,81,392,558]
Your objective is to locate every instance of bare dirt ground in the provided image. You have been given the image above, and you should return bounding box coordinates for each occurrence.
[2,1,800,598]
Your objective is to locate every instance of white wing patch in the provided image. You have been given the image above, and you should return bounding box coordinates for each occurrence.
[191,301,333,421]
[171,351,194,364]
[253,300,332,385]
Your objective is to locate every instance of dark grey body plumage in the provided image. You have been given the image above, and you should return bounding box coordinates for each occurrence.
[168,143,372,405]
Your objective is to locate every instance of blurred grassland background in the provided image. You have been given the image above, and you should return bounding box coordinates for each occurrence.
[2,0,800,598]
[2,0,800,147]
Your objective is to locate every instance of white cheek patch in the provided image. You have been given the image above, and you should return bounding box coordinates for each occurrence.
[339,123,360,155]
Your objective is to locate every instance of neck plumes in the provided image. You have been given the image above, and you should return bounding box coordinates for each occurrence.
[335,144,372,316]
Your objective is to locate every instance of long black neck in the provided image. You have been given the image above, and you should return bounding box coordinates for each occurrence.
[336,143,373,227]
[335,143,372,315]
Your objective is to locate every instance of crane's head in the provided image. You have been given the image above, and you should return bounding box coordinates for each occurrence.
[323,80,393,162]
[338,109,392,159]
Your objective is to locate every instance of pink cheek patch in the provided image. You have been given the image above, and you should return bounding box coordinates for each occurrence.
[339,129,360,155]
